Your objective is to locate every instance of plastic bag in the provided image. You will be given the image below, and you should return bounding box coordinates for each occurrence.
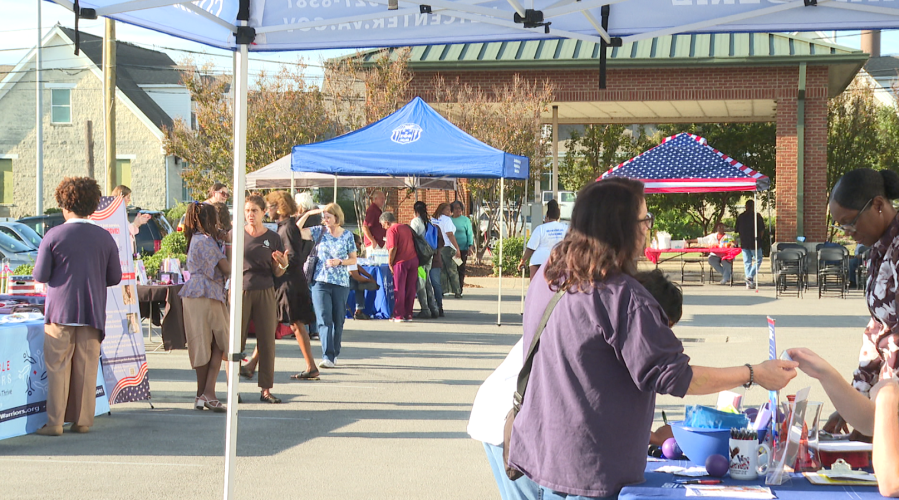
[684,404,750,429]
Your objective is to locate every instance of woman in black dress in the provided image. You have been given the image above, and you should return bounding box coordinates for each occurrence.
[266,191,319,380]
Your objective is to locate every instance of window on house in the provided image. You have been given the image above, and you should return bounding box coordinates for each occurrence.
[0,159,12,204]
[115,159,132,189]
[51,89,72,124]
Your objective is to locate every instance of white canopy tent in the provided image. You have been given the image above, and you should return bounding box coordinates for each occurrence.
[246,154,458,191]
[40,0,899,498]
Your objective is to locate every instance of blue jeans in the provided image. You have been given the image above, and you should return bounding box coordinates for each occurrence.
[742,248,763,281]
[484,443,539,500]
[429,267,444,309]
[537,487,613,500]
[311,282,350,363]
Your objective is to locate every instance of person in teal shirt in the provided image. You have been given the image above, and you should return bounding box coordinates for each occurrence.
[451,201,475,289]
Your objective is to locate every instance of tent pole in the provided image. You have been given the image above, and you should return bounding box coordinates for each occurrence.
[497,177,504,326]
[754,192,759,292]
[291,170,295,195]
[223,38,249,500]
[521,180,526,315]
[767,194,774,287]
[333,176,337,204]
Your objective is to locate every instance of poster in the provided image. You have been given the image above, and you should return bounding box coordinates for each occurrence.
[90,196,151,404]
[0,321,109,440]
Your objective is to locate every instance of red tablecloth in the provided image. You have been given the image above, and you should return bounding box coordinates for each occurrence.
[644,247,743,264]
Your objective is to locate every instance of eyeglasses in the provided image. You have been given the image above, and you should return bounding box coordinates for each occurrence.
[832,198,873,233]
[638,212,654,231]
[217,190,230,198]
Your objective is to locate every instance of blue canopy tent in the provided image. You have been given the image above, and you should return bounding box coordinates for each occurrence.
[291,96,529,326]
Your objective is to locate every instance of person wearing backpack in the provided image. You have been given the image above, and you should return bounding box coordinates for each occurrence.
[410,201,441,318]
[380,212,419,322]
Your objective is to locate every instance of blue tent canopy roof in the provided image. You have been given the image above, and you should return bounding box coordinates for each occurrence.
[291,97,529,180]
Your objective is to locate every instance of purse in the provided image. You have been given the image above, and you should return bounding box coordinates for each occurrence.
[503,289,566,480]
[303,229,326,284]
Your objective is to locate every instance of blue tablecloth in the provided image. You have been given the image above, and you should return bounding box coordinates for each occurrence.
[346,264,395,320]
[619,460,879,500]
[0,319,109,440]
[0,295,46,305]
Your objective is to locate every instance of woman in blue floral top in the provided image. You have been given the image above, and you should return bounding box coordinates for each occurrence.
[297,203,357,368]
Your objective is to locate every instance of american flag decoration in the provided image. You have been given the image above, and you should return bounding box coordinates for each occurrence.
[89,196,123,221]
[600,133,770,194]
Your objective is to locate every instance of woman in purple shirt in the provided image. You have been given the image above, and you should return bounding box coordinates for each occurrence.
[507,178,798,499]
[33,177,122,436]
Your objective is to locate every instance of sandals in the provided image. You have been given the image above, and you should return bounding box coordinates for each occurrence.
[290,370,320,381]
[204,399,227,413]
[260,393,282,404]
[195,396,208,410]
[239,366,255,379]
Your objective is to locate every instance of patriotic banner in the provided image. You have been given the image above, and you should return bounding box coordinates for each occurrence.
[91,197,150,404]
[0,320,110,440]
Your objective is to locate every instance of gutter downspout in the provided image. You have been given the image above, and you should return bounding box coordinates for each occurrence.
[796,63,806,239]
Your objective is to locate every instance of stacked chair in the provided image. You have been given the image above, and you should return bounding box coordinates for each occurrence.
[773,248,805,297]
[816,245,850,298]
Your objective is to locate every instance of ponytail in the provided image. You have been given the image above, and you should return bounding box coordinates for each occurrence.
[882,170,899,201]
[833,168,899,211]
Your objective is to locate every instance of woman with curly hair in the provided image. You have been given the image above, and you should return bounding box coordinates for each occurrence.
[239,194,289,403]
[506,179,797,498]
[180,202,231,411]
[33,177,122,435]
[241,191,318,380]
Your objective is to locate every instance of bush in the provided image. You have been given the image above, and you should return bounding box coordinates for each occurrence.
[491,236,525,277]
[165,202,189,228]
[13,264,34,276]
[140,231,188,279]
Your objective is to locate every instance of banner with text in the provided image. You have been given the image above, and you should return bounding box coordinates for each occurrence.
[91,197,151,404]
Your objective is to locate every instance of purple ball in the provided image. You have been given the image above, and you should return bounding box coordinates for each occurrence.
[661,438,682,459]
[705,454,729,478]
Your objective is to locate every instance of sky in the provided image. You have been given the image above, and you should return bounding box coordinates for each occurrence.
[3,0,899,81]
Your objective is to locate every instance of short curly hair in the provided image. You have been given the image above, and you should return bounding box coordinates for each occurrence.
[265,190,297,219]
[55,177,102,217]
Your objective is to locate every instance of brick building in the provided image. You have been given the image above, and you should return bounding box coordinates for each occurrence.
[352,33,869,242]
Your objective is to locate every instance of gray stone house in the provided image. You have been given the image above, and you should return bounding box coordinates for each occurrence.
[0,25,188,218]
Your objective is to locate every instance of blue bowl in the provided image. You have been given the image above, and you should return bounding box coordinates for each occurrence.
[670,421,731,467]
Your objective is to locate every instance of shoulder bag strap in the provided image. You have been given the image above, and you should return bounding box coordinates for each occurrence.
[514,289,566,404]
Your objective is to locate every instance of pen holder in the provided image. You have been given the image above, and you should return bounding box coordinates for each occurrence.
[729,438,770,480]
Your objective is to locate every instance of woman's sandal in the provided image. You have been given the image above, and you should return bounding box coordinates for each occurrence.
[204,399,227,413]
[239,366,254,379]
[260,393,282,404]
[290,370,320,381]
[195,395,208,410]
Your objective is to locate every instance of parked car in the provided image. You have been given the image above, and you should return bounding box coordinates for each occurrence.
[0,221,43,250]
[542,190,576,220]
[0,231,39,270]
[18,208,173,256]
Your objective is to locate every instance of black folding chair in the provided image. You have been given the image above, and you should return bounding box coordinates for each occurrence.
[778,243,809,290]
[680,253,705,285]
[856,246,871,290]
[817,246,849,299]
[774,249,804,298]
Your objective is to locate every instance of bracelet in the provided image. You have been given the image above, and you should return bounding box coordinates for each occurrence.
[278,263,288,270]
[743,363,754,388]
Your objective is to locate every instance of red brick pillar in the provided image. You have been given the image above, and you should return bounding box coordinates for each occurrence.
[774,66,829,243]
[776,98,798,241]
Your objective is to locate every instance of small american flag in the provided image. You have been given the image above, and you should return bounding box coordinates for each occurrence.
[600,133,770,194]
[89,196,123,221]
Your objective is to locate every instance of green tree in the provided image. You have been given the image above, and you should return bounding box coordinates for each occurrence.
[559,125,654,192]
[163,60,340,196]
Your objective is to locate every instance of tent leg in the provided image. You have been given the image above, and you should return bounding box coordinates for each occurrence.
[497,178,504,326]
[521,180,527,315]
[223,41,249,500]
[754,192,759,292]
[333,177,337,204]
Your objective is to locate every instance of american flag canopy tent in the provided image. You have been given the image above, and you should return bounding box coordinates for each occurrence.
[600,133,770,194]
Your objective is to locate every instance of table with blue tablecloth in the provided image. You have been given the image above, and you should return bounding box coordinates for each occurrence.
[619,460,880,500]
[0,319,109,440]
[346,264,395,320]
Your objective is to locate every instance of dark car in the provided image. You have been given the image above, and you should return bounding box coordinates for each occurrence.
[18,209,173,256]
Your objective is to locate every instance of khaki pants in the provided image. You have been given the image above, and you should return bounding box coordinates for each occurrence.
[240,288,277,390]
[44,324,102,428]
